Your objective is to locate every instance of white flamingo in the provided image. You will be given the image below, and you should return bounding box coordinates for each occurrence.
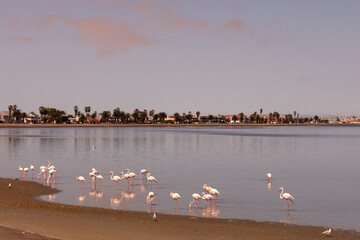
[146,173,158,187]
[30,165,35,177]
[89,171,97,185]
[96,174,104,186]
[266,173,272,181]
[189,193,202,209]
[109,171,122,188]
[279,187,295,209]
[23,167,29,180]
[18,166,23,178]
[201,192,215,206]
[76,176,86,188]
[203,184,212,193]
[47,169,56,185]
[147,191,155,205]
[38,168,46,181]
[170,192,181,209]
[140,169,149,179]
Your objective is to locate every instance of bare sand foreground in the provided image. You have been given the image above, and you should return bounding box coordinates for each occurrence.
[0,178,359,240]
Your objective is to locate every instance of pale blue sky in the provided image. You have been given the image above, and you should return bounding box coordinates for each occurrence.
[1,0,359,116]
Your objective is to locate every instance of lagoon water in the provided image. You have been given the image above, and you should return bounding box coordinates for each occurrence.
[0,126,359,230]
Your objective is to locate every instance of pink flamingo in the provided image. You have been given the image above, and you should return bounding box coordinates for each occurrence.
[23,167,29,180]
[147,191,155,205]
[266,173,272,182]
[109,171,122,189]
[47,169,56,185]
[201,192,215,206]
[30,165,35,178]
[146,173,158,187]
[189,193,202,209]
[38,168,46,182]
[96,174,104,186]
[279,187,295,209]
[76,176,86,188]
[170,192,181,209]
[18,166,23,178]
[140,169,149,179]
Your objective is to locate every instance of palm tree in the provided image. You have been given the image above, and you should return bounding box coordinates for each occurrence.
[8,105,13,123]
[158,112,167,123]
[132,109,140,123]
[196,111,200,121]
[208,115,214,123]
[91,111,98,123]
[100,111,111,123]
[173,112,181,123]
[73,106,79,117]
[232,115,238,123]
[113,107,121,123]
[239,113,244,124]
[149,109,155,123]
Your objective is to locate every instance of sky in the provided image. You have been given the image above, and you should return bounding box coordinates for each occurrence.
[1,0,360,116]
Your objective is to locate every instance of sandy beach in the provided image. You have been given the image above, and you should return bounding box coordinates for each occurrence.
[0,178,359,240]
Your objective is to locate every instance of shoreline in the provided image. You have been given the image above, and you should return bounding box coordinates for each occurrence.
[0,178,359,240]
[0,123,359,128]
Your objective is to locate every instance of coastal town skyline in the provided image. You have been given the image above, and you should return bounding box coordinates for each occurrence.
[1,1,360,116]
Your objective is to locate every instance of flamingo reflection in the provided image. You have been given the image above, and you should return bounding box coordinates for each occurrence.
[202,205,220,217]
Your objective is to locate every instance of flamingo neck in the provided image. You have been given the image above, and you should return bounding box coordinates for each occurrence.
[110,172,114,180]
[279,188,284,199]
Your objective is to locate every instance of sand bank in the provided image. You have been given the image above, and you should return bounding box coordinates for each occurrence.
[0,178,359,240]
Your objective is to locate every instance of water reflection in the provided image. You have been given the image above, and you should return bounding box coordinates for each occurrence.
[280,210,293,224]
[110,193,122,208]
[202,205,220,217]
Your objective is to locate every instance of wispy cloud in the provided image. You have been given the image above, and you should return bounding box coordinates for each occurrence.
[39,15,156,57]
[0,35,36,42]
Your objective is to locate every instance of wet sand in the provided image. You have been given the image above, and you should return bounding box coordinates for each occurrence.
[0,178,359,240]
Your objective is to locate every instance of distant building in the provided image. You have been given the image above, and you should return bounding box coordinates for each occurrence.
[24,113,40,124]
[0,111,9,123]
[225,114,247,123]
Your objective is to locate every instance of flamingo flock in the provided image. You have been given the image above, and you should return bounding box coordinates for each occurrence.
[17,163,296,216]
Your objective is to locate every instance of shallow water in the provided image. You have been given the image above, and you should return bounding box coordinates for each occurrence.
[0,126,359,230]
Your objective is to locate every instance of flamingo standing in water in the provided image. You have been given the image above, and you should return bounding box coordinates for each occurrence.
[38,168,46,181]
[47,169,56,185]
[266,173,272,182]
[279,187,295,209]
[96,174,104,186]
[30,165,35,178]
[147,191,155,205]
[140,169,149,180]
[109,171,122,189]
[189,193,202,209]
[18,166,23,178]
[23,167,29,180]
[170,192,181,209]
[201,192,215,206]
[76,176,86,188]
[146,173,158,187]
[126,169,137,185]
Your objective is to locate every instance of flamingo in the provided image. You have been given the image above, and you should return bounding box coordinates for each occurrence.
[30,165,35,177]
[91,166,98,175]
[18,166,23,178]
[109,171,122,188]
[266,173,272,181]
[170,192,181,209]
[189,193,202,209]
[23,167,29,180]
[201,192,215,206]
[140,169,149,179]
[208,188,220,198]
[203,184,212,193]
[146,173,158,187]
[89,171,97,185]
[38,168,46,181]
[47,169,56,185]
[147,191,155,205]
[96,174,104,186]
[125,169,137,185]
[279,187,295,209]
[76,176,86,188]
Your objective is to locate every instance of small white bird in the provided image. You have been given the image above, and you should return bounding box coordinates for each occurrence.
[153,213,157,222]
[321,228,332,236]
[92,146,96,150]
[8,183,11,189]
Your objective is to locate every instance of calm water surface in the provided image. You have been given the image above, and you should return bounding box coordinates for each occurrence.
[0,126,359,230]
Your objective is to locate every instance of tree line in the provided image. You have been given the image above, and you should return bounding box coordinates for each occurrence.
[5,105,326,124]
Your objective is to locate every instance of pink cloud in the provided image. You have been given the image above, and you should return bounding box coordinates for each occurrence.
[37,15,155,57]
[221,19,254,37]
